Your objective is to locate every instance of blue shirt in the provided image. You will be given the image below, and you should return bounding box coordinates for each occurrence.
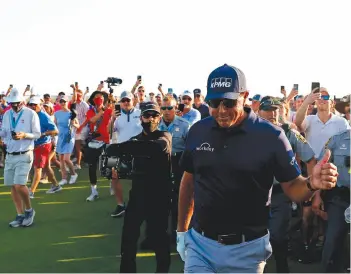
[35,110,57,146]
[322,129,350,188]
[182,108,201,126]
[180,108,301,230]
[159,116,190,155]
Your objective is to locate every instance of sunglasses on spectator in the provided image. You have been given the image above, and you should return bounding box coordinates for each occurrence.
[194,94,201,98]
[60,100,67,103]
[161,106,174,111]
[120,98,131,103]
[142,113,160,118]
[320,95,330,100]
[182,96,192,101]
[207,99,237,108]
[28,103,37,107]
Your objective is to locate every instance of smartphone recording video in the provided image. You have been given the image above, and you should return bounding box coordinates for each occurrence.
[115,104,121,115]
[178,103,185,112]
[293,84,299,91]
[312,82,320,93]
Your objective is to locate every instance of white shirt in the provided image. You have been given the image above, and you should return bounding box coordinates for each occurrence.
[114,108,142,143]
[0,107,41,153]
[305,114,350,158]
[75,100,89,125]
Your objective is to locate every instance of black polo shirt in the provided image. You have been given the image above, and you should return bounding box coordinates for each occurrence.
[193,103,210,119]
[130,130,172,188]
[180,108,301,231]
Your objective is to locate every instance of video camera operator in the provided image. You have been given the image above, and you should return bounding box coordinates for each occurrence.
[119,102,172,273]
[84,90,112,202]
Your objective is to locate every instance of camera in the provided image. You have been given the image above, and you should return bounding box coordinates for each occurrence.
[105,77,123,87]
[104,77,123,95]
[99,154,133,179]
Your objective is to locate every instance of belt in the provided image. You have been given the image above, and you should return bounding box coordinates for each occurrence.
[193,224,268,245]
[7,150,31,156]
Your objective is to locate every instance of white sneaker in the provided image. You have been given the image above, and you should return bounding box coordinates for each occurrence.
[69,174,78,185]
[58,179,68,186]
[86,192,99,202]
[72,158,77,163]
[74,164,81,170]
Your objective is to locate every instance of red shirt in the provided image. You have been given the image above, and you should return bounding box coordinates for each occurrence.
[86,107,112,144]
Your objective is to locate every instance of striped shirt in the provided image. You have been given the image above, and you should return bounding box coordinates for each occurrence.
[75,100,89,125]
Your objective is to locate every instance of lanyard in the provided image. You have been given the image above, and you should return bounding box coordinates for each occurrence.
[10,109,24,131]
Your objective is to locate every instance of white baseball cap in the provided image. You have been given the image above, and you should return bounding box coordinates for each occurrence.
[181,90,194,100]
[29,96,42,105]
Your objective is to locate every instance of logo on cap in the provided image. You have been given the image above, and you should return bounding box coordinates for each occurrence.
[210,78,233,89]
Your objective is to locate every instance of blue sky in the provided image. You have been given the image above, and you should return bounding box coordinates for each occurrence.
[0,0,350,98]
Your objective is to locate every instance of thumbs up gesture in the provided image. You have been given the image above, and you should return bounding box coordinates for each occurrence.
[311,149,338,190]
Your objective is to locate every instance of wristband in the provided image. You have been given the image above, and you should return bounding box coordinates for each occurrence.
[306,176,316,192]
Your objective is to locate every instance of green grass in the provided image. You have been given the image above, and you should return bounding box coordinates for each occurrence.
[0,168,183,273]
[0,168,320,273]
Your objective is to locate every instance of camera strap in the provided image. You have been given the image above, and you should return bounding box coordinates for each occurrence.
[92,107,104,133]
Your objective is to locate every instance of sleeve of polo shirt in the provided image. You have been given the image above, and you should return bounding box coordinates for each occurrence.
[273,131,301,183]
[290,129,315,163]
[43,112,57,131]
[30,111,41,140]
[179,128,195,173]
[318,135,336,161]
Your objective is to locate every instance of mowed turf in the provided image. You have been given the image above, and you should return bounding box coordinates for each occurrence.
[0,167,321,273]
[0,168,183,273]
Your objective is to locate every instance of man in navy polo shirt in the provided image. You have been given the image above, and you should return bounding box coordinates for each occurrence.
[192,89,210,119]
[176,64,339,273]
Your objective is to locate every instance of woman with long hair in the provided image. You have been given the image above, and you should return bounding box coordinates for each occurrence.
[54,96,79,186]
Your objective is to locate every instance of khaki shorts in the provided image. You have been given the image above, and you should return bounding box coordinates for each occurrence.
[75,127,88,141]
[4,152,33,186]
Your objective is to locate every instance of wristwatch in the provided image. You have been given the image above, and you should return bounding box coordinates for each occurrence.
[306,176,316,192]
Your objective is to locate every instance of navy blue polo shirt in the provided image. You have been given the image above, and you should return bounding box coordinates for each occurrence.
[193,103,210,119]
[180,108,301,231]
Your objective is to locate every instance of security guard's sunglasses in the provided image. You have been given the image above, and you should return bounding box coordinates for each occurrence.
[160,106,174,111]
[207,99,237,108]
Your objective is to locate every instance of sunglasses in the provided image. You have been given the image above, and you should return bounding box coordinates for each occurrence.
[120,98,131,103]
[161,106,174,111]
[182,96,192,101]
[142,113,160,119]
[320,95,330,100]
[207,99,237,108]
[28,103,37,107]
[59,100,67,104]
[194,94,201,98]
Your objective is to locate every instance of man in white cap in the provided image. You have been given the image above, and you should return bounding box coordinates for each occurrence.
[109,91,142,217]
[178,90,201,126]
[0,88,41,227]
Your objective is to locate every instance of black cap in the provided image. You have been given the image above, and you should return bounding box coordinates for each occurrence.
[58,92,65,96]
[193,89,201,95]
[259,96,282,111]
[140,101,161,115]
[43,93,51,98]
